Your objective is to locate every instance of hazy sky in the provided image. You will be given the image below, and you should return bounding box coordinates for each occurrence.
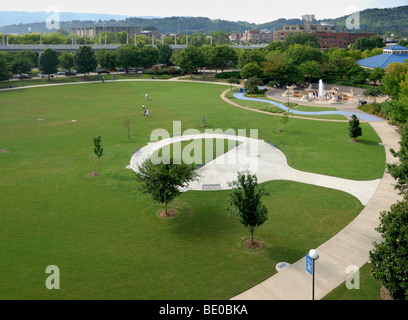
[1,0,407,23]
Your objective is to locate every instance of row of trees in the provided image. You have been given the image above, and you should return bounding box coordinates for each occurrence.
[0,30,231,46]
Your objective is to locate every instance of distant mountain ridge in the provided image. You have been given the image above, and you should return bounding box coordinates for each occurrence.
[0,5,407,37]
[0,11,134,27]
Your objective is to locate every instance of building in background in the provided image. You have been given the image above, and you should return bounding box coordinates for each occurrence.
[274,19,375,49]
[357,44,408,69]
[229,30,273,43]
[69,26,142,38]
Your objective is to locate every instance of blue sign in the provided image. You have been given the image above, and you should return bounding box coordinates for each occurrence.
[306,254,313,275]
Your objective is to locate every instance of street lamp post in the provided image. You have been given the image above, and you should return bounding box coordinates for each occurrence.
[309,249,319,300]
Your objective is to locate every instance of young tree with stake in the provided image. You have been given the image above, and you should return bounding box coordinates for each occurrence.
[92,136,104,176]
[227,171,268,248]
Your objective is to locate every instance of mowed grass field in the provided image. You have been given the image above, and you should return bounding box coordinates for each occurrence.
[0,80,385,299]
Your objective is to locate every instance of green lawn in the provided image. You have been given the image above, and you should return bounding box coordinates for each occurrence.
[0,81,385,299]
[323,263,382,300]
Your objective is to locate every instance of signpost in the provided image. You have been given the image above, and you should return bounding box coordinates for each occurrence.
[307,250,319,300]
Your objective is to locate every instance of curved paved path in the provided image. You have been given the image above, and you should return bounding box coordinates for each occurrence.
[234,92,384,122]
[129,133,380,206]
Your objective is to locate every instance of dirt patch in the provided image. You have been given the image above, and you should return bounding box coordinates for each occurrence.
[243,238,264,250]
[349,139,360,143]
[0,149,9,153]
[157,209,178,219]
[88,172,99,177]
[380,285,393,300]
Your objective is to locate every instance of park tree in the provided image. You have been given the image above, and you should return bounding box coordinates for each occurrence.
[227,77,240,91]
[156,43,173,64]
[139,45,159,68]
[241,62,263,79]
[123,119,131,141]
[92,136,104,176]
[381,62,408,98]
[348,114,362,142]
[74,45,97,78]
[326,54,355,80]
[11,50,37,77]
[368,67,385,85]
[262,50,289,82]
[117,45,140,71]
[227,171,268,248]
[238,49,266,68]
[38,48,59,80]
[135,157,199,216]
[209,45,238,73]
[0,52,11,81]
[298,60,323,83]
[282,32,320,49]
[387,123,408,194]
[286,44,323,65]
[382,97,408,124]
[175,46,205,77]
[369,199,408,300]
[245,77,264,94]
[279,113,290,132]
[364,86,382,103]
[59,52,75,72]
[96,48,117,70]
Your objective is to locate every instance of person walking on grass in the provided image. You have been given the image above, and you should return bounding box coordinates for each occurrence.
[146,109,149,117]
[145,92,149,101]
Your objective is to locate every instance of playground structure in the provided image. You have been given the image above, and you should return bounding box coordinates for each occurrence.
[281,81,364,104]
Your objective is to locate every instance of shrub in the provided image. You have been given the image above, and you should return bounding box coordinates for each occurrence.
[214,71,242,79]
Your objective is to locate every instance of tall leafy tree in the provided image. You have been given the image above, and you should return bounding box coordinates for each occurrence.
[175,46,205,77]
[38,48,59,80]
[240,62,263,79]
[74,45,97,78]
[156,43,173,64]
[262,50,288,81]
[59,52,74,71]
[0,52,11,81]
[387,123,408,194]
[116,45,140,71]
[227,171,268,247]
[370,198,408,300]
[135,157,199,216]
[381,62,408,99]
[209,45,237,73]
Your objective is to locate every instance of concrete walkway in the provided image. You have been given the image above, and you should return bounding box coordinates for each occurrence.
[129,133,380,206]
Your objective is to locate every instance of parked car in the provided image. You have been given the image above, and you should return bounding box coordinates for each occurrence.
[14,74,32,79]
[96,68,110,74]
[64,71,77,76]
[57,70,67,75]
[38,73,55,78]
[117,67,126,72]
